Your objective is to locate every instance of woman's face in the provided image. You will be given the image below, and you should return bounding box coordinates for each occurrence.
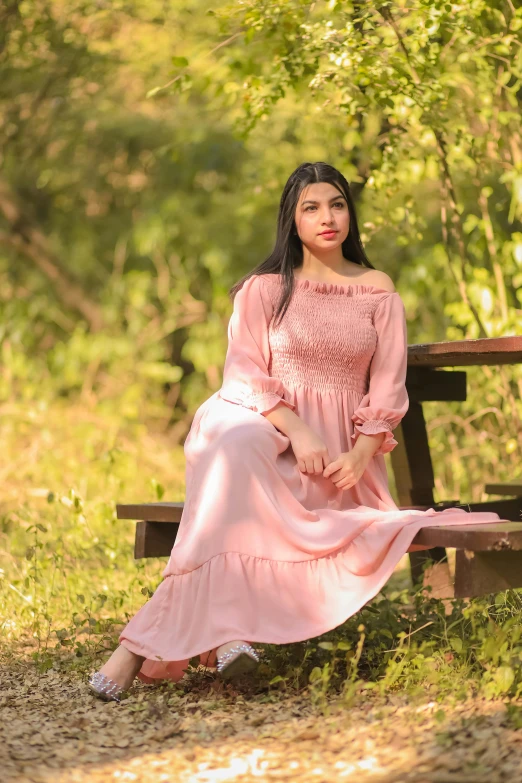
[294,181,350,251]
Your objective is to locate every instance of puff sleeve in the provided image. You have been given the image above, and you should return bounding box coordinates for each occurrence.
[218,275,296,416]
[350,292,409,456]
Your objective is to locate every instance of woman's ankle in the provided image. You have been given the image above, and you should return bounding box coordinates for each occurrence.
[98,644,145,688]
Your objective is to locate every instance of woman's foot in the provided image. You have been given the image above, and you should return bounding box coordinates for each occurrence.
[216,640,260,680]
[88,644,145,702]
[99,644,145,690]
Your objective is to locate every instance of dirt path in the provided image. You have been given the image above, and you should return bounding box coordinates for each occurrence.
[2,654,522,783]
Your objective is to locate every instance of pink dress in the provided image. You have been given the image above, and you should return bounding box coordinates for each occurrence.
[119,273,500,681]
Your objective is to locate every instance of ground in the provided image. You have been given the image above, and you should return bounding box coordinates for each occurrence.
[3,647,522,783]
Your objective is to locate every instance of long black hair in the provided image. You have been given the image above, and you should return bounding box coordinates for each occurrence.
[229,162,376,327]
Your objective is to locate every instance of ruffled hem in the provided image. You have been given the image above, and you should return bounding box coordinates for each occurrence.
[119,507,500,682]
[218,387,295,415]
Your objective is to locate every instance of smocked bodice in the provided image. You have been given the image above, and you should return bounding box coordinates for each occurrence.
[263,274,391,395]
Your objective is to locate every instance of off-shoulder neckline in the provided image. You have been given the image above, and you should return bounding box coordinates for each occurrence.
[263,273,394,296]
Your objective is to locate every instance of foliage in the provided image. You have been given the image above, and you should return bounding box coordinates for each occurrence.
[1,0,520,501]
[2,0,522,712]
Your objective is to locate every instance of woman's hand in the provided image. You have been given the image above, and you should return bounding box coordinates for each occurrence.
[322,451,368,490]
[288,424,332,475]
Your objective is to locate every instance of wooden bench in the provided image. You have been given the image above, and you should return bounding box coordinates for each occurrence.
[391,335,522,586]
[116,500,522,599]
[118,335,522,600]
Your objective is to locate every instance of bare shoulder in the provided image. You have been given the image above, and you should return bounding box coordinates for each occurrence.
[360,269,396,293]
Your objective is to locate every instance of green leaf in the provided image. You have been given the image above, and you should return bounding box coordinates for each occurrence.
[318,641,334,650]
[309,666,323,682]
[494,666,515,693]
[449,637,463,654]
[269,675,286,685]
[172,56,189,68]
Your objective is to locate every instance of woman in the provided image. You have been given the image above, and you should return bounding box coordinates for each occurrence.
[89,162,500,702]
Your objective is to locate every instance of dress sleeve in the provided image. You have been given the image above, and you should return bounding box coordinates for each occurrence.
[218,275,296,416]
[350,292,409,456]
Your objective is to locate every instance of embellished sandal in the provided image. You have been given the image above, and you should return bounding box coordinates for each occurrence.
[88,671,126,703]
[216,642,260,680]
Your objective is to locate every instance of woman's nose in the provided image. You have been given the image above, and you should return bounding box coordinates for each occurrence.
[320,209,334,223]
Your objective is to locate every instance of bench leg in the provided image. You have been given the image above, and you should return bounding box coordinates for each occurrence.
[391,401,449,589]
[454,549,522,598]
[409,547,450,587]
[134,521,180,559]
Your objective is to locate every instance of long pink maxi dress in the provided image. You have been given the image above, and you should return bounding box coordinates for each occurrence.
[119,273,501,682]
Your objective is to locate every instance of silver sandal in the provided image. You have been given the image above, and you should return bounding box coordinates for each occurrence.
[88,671,126,703]
[216,642,260,680]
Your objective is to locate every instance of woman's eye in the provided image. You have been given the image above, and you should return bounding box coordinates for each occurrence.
[304,203,344,211]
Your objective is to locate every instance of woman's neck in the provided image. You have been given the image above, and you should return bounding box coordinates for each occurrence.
[294,258,359,281]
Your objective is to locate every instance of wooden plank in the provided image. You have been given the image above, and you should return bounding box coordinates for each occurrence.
[391,404,437,508]
[406,367,467,402]
[117,502,184,523]
[125,509,519,559]
[131,520,518,559]
[118,497,522,525]
[413,521,522,551]
[134,520,180,559]
[408,335,522,368]
[485,483,522,496]
[454,549,522,598]
[391,401,448,585]
[456,497,522,522]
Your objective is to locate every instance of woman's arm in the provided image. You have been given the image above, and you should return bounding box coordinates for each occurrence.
[263,400,308,437]
[351,431,387,461]
[350,292,409,457]
[219,275,296,416]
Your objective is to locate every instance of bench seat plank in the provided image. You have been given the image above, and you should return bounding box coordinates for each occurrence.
[485,483,522,496]
[118,503,522,597]
[117,502,184,523]
[413,522,522,551]
[117,503,518,554]
[408,335,522,368]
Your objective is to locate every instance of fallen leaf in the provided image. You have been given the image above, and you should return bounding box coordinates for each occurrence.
[151,720,184,741]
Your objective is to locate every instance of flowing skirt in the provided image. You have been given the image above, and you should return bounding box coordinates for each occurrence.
[119,390,500,682]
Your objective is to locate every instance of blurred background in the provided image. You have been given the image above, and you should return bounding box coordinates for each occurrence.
[1,0,521,663]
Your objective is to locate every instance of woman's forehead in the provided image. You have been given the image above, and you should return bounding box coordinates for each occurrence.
[297,182,344,203]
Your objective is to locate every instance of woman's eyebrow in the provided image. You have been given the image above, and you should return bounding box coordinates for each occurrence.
[301,195,346,205]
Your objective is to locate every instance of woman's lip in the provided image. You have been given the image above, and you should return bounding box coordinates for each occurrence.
[319,230,337,236]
